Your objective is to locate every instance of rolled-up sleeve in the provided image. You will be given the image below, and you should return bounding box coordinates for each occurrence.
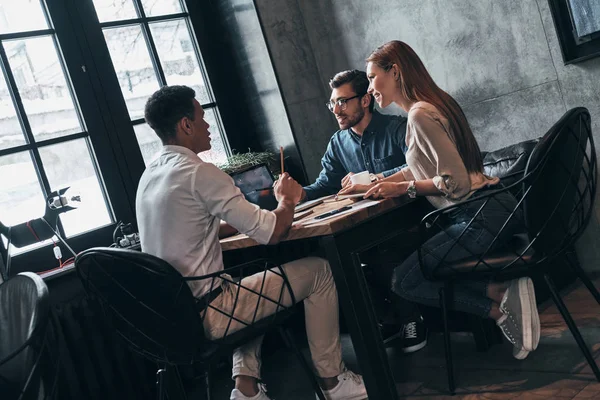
[193,164,276,244]
[400,166,415,181]
[410,108,470,199]
[303,139,346,200]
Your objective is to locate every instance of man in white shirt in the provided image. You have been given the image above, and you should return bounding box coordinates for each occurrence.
[136,85,367,400]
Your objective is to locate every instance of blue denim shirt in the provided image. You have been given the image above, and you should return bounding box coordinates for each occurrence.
[303,111,408,200]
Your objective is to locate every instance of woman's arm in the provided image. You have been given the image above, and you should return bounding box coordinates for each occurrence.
[363,178,442,199]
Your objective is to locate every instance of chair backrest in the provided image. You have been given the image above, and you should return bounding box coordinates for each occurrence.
[483,138,539,196]
[0,272,51,400]
[523,107,596,259]
[75,247,205,365]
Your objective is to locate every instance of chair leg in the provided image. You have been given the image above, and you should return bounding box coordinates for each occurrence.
[169,366,188,400]
[204,369,211,400]
[544,273,600,381]
[566,256,600,305]
[470,315,491,352]
[157,366,167,400]
[439,284,455,395]
[279,326,326,400]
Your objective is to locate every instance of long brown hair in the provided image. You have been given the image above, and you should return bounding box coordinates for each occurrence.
[367,40,483,173]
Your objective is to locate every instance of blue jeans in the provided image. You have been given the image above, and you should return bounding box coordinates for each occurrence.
[391,191,524,318]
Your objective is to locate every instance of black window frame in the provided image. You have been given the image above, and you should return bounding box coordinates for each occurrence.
[0,0,135,275]
[0,0,236,275]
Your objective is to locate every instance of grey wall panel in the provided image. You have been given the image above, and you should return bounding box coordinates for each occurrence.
[299,0,556,105]
[254,0,325,104]
[210,0,308,181]
[286,98,338,180]
[463,81,566,152]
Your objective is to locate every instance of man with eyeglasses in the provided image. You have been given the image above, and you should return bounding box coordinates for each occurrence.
[301,70,427,354]
[301,69,408,202]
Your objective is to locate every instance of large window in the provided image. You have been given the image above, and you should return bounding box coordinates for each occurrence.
[0,0,231,274]
[91,0,228,165]
[0,0,112,256]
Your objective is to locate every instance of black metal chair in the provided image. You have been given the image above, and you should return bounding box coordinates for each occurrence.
[74,247,326,400]
[0,272,58,400]
[417,108,600,393]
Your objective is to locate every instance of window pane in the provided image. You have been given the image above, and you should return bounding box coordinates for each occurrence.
[0,0,48,35]
[103,25,160,120]
[142,0,183,17]
[149,19,210,104]
[38,139,112,237]
[0,151,46,225]
[568,0,600,37]
[202,108,228,165]
[0,151,50,254]
[133,108,228,166]
[133,122,161,166]
[0,73,26,151]
[5,36,83,141]
[92,0,137,23]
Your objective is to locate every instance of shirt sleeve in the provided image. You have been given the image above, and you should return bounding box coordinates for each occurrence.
[381,117,408,177]
[400,166,415,181]
[303,138,346,200]
[193,163,276,244]
[382,165,407,178]
[409,107,470,199]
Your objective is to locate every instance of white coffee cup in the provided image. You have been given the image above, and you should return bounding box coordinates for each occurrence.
[350,171,371,185]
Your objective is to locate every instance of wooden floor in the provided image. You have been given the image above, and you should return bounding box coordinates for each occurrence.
[198,277,600,399]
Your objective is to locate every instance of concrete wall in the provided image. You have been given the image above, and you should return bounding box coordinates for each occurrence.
[254,0,600,271]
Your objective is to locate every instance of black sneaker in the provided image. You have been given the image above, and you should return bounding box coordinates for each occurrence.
[401,317,427,353]
[379,322,405,347]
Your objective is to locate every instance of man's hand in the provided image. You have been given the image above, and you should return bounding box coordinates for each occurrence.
[364,182,408,199]
[274,172,303,205]
[337,182,375,196]
[341,172,355,188]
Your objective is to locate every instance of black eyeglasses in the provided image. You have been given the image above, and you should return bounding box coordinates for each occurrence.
[326,94,364,112]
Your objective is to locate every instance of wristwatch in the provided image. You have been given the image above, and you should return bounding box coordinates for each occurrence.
[407,180,417,198]
[369,173,379,183]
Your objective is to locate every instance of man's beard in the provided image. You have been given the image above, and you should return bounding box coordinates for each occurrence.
[337,109,365,130]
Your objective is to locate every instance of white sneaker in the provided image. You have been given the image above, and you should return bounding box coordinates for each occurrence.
[230,383,271,400]
[317,370,368,400]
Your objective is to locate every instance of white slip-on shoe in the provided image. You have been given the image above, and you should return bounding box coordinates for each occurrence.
[231,383,271,400]
[499,277,540,352]
[317,369,368,400]
[497,312,528,359]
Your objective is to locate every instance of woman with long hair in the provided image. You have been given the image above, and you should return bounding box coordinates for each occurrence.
[340,40,540,359]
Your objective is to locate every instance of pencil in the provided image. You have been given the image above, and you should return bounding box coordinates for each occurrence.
[280,146,284,174]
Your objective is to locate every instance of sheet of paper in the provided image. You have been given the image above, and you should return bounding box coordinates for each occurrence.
[299,199,381,226]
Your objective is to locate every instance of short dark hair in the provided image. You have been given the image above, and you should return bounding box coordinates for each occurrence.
[144,85,196,143]
[329,69,374,112]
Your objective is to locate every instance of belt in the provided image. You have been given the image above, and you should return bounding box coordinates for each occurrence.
[195,286,223,311]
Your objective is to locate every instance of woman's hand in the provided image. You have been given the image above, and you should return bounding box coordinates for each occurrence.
[337,183,374,196]
[364,182,408,199]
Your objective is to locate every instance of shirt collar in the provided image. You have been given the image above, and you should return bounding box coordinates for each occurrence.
[346,110,383,139]
[162,145,199,159]
[364,110,385,134]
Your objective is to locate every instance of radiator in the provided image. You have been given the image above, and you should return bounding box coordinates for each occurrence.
[51,295,155,399]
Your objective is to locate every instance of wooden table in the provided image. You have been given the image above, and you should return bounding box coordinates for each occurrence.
[221,196,427,400]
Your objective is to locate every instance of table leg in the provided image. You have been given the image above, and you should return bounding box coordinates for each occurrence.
[321,235,398,400]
